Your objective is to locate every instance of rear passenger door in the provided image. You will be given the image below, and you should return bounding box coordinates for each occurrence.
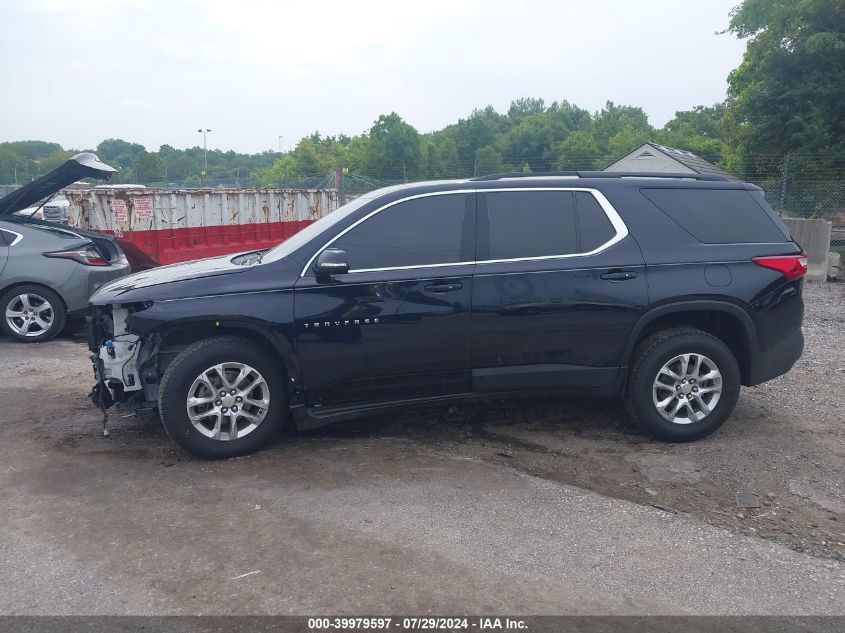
[471,188,648,391]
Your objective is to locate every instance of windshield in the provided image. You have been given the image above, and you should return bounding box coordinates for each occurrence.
[261,195,374,263]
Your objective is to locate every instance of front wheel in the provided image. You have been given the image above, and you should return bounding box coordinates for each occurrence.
[624,328,741,442]
[158,336,286,458]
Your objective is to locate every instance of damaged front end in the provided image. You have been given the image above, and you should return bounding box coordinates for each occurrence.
[88,303,160,416]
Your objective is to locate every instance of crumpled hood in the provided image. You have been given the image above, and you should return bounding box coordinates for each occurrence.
[0,153,117,217]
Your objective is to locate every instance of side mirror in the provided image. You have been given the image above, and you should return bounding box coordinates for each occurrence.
[313,248,349,276]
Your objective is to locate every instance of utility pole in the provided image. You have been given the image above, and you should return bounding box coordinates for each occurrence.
[334,168,347,203]
[780,152,790,212]
[198,128,211,185]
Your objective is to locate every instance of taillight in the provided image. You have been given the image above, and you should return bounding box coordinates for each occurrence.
[43,243,109,266]
[752,254,808,280]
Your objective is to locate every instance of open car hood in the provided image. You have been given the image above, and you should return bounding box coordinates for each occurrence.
[0,152,117,217]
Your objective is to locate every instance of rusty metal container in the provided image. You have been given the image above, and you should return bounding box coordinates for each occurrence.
[65,187,340,269]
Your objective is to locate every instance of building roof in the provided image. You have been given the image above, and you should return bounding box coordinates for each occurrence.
[605,142,733,179]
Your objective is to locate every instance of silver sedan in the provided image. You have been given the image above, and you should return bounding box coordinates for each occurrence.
[0,153,130,342]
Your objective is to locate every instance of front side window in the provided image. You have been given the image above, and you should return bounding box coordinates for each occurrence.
[486,191,579,259]
[329,193,470,271]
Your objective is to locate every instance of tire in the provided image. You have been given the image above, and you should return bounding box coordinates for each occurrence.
[0,285,66,343]
[624,328,740,442]
[158,336,286,458]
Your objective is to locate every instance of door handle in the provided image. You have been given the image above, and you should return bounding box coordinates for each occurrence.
[424,282,463,293]
[601,271,637,281]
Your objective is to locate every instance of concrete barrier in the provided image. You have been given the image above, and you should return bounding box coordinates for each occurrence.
[829,252,841,280]
[783,218,832,282]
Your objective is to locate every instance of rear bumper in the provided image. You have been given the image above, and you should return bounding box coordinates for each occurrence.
[746,328,804,386]
[66,263,129,318]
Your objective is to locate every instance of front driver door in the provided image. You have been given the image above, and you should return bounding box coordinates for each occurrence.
[294,191,475,408]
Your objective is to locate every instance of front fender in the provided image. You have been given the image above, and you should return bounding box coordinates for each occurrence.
[125,290,299,386]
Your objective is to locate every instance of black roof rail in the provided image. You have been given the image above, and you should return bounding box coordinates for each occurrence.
[471,171,731,182]
[471,171,578,181]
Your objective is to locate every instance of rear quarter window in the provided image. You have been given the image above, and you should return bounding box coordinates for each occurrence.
[641,188,788,244]
[575,191,615,251]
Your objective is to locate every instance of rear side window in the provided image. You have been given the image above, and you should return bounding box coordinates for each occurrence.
[641,188,787,244]
[330,193,469,270]
[575,192,615,251]
[486,191,579,259]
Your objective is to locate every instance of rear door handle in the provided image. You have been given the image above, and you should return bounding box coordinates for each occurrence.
[601,271,637,281]
[424,282,463,293]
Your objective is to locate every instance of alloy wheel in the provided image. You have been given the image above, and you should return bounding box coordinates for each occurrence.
[5,293,54,338]
[185,362,270,441]
[652,353,723,424]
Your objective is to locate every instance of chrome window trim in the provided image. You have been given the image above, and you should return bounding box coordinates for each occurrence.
[0,228,23,247]
[477,188,627,267]
[300,189,475,276]
[299,187,629,277]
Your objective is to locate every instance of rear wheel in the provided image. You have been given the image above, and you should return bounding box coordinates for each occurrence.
[624,328,740,442]
[0,285,66,342]
[158,336,286,458]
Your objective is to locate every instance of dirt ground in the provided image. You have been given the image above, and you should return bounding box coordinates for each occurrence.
[0,281,843,615]
[415,281,845,562]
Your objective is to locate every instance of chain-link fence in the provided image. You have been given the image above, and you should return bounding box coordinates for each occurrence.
[729,155,845,254]
[329,162,845,254]
[6,153,843,232]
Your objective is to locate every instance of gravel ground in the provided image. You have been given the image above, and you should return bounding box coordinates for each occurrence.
[0,281,842,615]
[381,281,845,561]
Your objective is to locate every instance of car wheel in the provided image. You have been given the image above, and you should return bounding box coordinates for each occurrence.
[158,336,286,459]
[624,328,740,442]
[0,285,66,342]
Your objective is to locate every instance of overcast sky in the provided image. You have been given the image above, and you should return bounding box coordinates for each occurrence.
[0,0,746,154]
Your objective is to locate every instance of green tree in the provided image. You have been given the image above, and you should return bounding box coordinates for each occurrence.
[556,131,601,169]
[96,138,146,172]
[725,0,845,170]
[442,105,508,167]
[606,125,651,161]
[663,104,728,139]
[365,113,422,180]
[592,101,653,155]
[428,136,461,178]
[508,97,546,119]
[0,146,18,184]
[500,115,569,171]
[474,145,503,176]
[134,151,166,183]
[2,140,62,161]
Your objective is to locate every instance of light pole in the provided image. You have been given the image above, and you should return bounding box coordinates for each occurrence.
[198,128,211,184]
[24,159,40,181]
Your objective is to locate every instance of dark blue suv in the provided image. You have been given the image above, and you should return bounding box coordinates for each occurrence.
[88,172,806,458]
